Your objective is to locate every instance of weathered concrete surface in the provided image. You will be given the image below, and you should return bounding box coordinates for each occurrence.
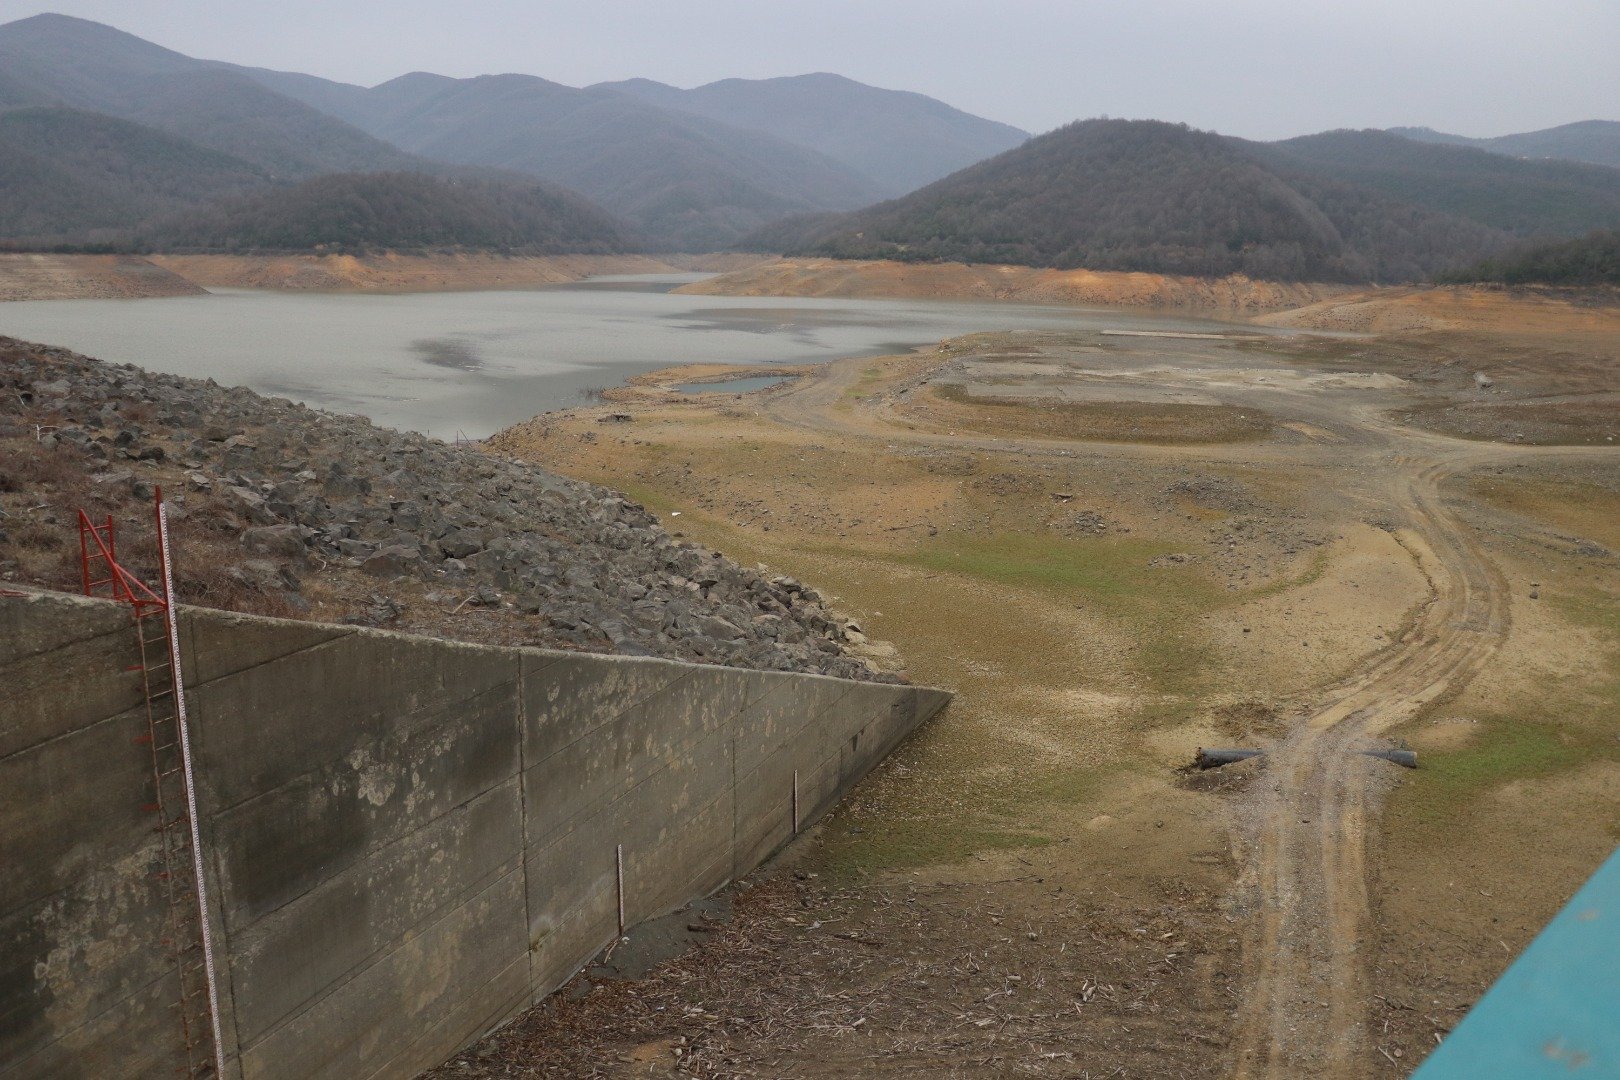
[0,589,949,1079]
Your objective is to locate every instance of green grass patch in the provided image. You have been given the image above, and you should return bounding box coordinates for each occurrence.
[899,532,1202,606]
[1395,585,1620,830]
[1557,588,1620,637]
[841,364,891,403]
[894,531,1223,698]
[818,818,1055,877]
[815,756,1120,878]
[1399,719,1613,829]
[1250,546,1333,600]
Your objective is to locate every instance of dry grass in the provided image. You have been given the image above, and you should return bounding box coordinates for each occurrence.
[0,423,298,618]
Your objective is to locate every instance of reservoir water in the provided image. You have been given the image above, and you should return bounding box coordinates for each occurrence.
[0,274,1256,439]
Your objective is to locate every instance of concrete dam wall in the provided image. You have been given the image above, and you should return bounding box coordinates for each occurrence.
[1,589,949,1079]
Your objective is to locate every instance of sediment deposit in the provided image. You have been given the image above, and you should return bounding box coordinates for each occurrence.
[0,251,775,300]
[676,256,1354,314]
[0,253,206,301]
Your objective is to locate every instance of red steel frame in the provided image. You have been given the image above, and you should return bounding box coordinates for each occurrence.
[78,490,228,1079]
[78,509,165,615]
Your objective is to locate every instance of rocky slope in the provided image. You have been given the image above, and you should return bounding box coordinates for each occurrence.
[0,337,893,682]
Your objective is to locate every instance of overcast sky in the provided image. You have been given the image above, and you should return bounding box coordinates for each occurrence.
[2,0,1615,139]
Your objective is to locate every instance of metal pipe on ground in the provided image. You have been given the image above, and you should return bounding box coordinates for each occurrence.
[1196,748,1264,769]
[1362,748,1419,768]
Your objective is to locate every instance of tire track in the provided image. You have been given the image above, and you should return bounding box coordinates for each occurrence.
[1230,457,1512,1078]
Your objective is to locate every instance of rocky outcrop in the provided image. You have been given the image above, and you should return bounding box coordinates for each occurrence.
[0,337,892,682]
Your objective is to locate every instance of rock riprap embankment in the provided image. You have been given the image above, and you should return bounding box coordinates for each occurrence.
[0,338,894,682]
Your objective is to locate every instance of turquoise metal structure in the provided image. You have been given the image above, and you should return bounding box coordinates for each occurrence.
[1414,846,1620,1077]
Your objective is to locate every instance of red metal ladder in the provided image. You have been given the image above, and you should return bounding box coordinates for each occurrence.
[79,493,226,1079]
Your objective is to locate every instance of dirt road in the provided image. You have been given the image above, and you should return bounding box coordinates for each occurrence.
[1229,451,1510,1075]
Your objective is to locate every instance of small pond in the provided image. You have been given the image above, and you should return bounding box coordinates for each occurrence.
[673,375,792,394]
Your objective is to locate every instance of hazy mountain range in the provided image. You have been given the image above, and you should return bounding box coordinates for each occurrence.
[0,13,1026,248]
[1390,121,1620,169]
[592,73,1029,195]
[0,12,1615,282]
[0,14,414,177]
[243,70,888,250]
[0,106,269,241]
[1251,130,1620,237]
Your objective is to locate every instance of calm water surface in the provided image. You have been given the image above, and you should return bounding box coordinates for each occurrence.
[673,376,792,394]
[0,274,1263,439]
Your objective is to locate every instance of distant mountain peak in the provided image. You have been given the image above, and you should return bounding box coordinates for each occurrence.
[0,13,419,177]
[604,71,1027,196]
[4,11,122,30]
[604,77,679,92]
[0,11,197,67]
[0,14,1032,251]
[373,71,457,89]
[730,72,860,87]
[1388,120,1620,168]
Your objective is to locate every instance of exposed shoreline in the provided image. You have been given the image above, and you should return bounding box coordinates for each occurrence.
[147,251,766,293]
[0,253,207,301]
[0,251,771,301]
[679,257,1620,331]
[7,251,1615,344]
[674,256,1359,314]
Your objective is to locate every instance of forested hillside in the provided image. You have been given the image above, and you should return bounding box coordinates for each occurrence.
[1442,229,1620,286]
[1258,130,1620,236]
[761,120,1507,282]
[140,172,632,254]
[0,107,267,244]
